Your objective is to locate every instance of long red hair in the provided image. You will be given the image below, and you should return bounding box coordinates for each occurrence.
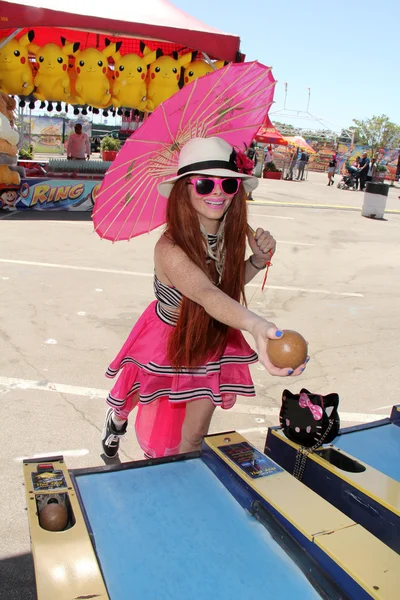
[165,176,248,368]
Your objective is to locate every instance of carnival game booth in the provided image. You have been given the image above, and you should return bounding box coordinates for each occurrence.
[23,413,400,600]
[255,115,288,179]
[0,0,242,210]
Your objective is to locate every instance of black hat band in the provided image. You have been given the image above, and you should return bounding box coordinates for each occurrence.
[177,158,239,176]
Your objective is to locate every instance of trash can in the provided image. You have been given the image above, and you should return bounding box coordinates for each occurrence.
[361,181,389,219]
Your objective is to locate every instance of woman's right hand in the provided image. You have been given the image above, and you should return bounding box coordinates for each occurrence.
[250,318,308,377]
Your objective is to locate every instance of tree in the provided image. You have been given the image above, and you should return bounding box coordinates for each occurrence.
[272,121,297,135]
[351,115,400,156]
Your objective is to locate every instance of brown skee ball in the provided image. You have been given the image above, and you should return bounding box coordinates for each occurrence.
[267,330,308,369]
[39,502,68,532]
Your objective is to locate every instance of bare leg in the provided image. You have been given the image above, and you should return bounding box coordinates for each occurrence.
[179,399,216,453]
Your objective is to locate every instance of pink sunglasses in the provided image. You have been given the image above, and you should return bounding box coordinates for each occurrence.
[187,177,242,197]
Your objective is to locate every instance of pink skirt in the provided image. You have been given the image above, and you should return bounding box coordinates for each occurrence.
[105,301,258,457]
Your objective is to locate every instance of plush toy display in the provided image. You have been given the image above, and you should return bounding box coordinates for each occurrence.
[0,31,35,96]
[183,58,225,86]
[74,40,121,109]
[0,92,20,186]
[0,29,227,114]
[112,46,159,111]
[28,38,80,108]
[145,48,194,111]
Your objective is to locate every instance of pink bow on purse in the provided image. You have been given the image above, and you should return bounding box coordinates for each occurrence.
[299,392,323,421]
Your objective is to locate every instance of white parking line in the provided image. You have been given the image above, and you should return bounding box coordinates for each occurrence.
[14,449,89,462]
[0,258,363,297]
[237,427,269,435]
[0,375,107,398]
[246,282,363,297]
[0,376,383,424]
[232,403,382,423]
[0,258,153,278]
[278,241,315,246]
[248,214,295,220]
[372,404,393,412]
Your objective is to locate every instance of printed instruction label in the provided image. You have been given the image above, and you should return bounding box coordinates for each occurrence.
[219,442,283,479]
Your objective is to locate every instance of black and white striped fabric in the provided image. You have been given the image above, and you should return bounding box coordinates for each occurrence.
[154,233,218,326]
[154,275,182,325]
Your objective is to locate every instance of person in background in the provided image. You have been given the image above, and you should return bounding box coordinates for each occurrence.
[358,152,370,191]
[366,157,376,183]
[297,151,308,181]
[348,156,360,175]
[286,147,298,180]
[350,156,361,189]
[327,154,337,186]
[67,123,90,161]
[264,145,273,166]
[246,141,257,200]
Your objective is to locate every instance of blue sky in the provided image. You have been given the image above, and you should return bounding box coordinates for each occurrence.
[174,0,399,131]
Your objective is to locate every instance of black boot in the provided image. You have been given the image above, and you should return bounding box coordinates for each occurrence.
[101,408,128,457]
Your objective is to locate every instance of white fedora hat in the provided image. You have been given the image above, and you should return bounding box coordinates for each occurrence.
[158,137,259,198]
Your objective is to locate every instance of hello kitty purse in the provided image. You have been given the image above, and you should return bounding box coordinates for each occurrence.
[279,388,340,480]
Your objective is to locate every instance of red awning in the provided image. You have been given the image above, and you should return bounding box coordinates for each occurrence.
[0,0,241,61]
[255,115,287,145]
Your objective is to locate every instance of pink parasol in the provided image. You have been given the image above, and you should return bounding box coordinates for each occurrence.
[93,61,276,242]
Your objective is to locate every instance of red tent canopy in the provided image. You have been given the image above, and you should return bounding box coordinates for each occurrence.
[255,115,287,145]
[0,0,241,61]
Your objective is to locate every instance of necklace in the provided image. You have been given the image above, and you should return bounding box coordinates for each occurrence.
[200,219,226,285]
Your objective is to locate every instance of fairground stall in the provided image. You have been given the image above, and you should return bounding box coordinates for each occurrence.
[254,114,287,179]
[0,0,242,211]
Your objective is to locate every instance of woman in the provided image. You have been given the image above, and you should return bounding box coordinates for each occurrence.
[101,137,308,459]
[327,154,337,186]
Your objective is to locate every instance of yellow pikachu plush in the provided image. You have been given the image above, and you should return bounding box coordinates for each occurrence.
[74,40,121,109]
[0,31,35,96]
[145,48,194,111]
[183,59,226,86]
[28,38,80,103]
[112,44,160,111]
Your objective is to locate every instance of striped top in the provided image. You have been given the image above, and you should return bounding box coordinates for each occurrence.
[154,233,218,326]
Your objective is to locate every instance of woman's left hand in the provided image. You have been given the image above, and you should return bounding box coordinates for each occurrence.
[247,227,276,262]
